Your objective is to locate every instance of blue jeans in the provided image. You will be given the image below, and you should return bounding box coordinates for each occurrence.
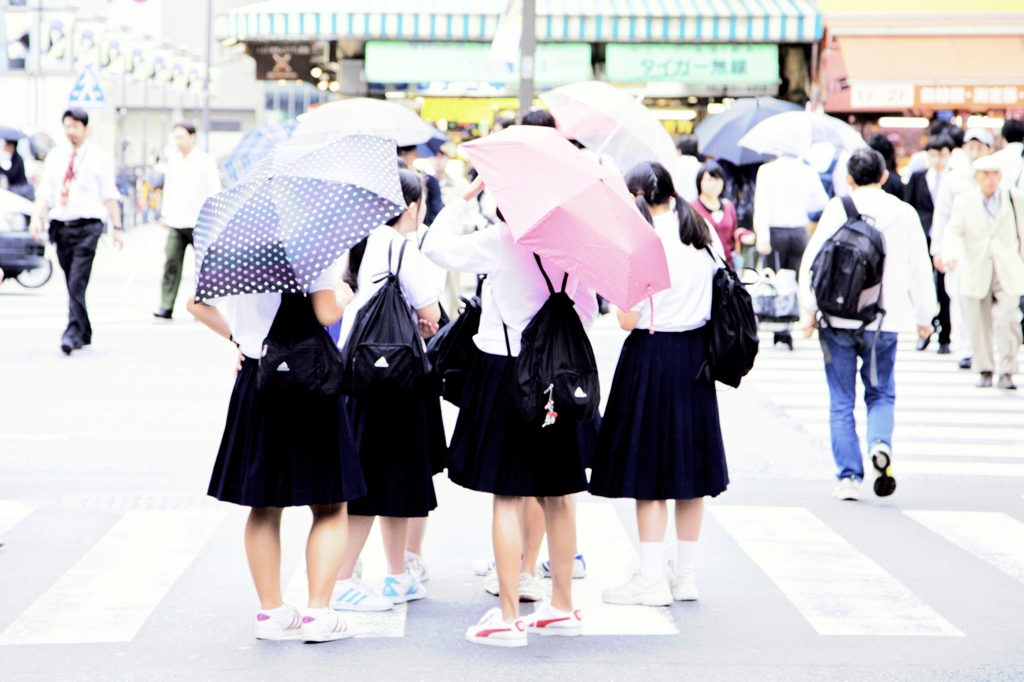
[821,329,898,481]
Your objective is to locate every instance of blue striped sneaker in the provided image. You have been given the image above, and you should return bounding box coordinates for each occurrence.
[538,554,588,579]
[381,568,427,604]
[331,577,394,612]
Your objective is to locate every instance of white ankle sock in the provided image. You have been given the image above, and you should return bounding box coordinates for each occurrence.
[304,606,330,617]
[639,542,663,581]
[675,540,698,575]
[261,604,291,616]
[388,571,409,581]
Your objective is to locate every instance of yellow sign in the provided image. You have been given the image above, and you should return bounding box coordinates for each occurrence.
[421,98,539,124]
[820,0,1020,12]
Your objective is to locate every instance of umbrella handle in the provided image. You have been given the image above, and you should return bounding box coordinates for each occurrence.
[593,92,646,158]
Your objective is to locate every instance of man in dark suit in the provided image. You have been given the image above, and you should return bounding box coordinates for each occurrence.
[905,134,954,353]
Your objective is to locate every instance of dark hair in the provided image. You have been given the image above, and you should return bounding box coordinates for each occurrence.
[493,117,516,131]
[847,149,886,187]
[625,161,711,249]
[396,157,409,170]
[173,121,196,135]
[867,133,897,172]
[695,160,725,197]
[62,108,89,126]
[397,145,418,156]
[344,169,424,291]
[1002,118,1024,144]
[925,135,954,153]
[928,120,949,136]
[521,110,556,128]
[946,125,965,148]
[676,134,699,157]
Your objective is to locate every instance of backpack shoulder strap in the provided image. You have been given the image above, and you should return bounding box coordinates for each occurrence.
[840,195,858,220]
[533,253,557,295]
[393,239,409,278]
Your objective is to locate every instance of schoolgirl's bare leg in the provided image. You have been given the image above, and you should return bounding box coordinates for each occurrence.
[307,504,347,608]
[493,495,526,621]
[674,498,704,541]
[245,507,283,610]
[337,515,374,580]
[636,500,669,542]
[379,516,410,576]
[536,495,575,613]
[521,497,546,575]
[406,516,427,558]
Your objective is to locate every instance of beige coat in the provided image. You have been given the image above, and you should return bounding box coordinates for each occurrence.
[942,186,1024,299]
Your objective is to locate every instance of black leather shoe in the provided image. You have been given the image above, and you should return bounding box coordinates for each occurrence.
[60,332,76,355]
[958,357,972,370]
[998,374,1017,390]
[916,336,931,351]
[153,309,173,320]
[937,343,951,355]
[977,372,993,388]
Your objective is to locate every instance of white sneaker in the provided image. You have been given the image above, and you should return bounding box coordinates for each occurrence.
[465,607,527,648]
[405,550,429,582]
[832,476,861,501]
[484,566,500,596]
[473,558,496,576]
[300,609,355,643]
[331,577,394,612]
[667,562,699,601]
[484,569,548,601]
[601,573,672,606]
[523,598,583,637]
[538,553,588,579]
[354,557,363,580]
[254,604,302,640]
[381,568,426,604]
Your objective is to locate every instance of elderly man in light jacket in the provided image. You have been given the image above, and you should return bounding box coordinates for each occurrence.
[942,155,1024,389]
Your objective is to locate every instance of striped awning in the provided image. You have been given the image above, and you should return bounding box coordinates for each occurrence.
[217,0,822,44]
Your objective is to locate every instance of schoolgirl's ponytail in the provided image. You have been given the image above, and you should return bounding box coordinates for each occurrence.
[673,192,713,250]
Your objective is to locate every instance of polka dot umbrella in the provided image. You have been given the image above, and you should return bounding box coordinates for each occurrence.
[192,134,405,302]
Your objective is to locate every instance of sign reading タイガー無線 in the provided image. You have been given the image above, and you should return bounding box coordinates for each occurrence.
[605,44,779,85]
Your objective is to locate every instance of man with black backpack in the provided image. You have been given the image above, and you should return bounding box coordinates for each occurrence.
[798,149,937,502]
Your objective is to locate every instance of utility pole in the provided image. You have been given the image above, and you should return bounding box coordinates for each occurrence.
[517,0,535,123]
[202,0,212,151]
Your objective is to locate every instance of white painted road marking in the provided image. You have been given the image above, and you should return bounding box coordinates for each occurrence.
[906,511,1024,584]
[708,505,963,636]
[0,501,39,536]
[0,435,69,441]
[898,462,1024,477]
[0,510,225,645]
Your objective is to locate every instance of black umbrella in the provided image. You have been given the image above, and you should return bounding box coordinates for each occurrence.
[695,97,803,166]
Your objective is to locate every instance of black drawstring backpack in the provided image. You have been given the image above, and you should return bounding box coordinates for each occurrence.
[702,246,760,388]
[339,240,430,398]
[257,292,346,398]
[506,255,599,426]
[426,274,485,407]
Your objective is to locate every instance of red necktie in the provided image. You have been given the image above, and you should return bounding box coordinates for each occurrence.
[59,152,76,207]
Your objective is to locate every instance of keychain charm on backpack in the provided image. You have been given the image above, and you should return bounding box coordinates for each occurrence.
[542,383,558,428]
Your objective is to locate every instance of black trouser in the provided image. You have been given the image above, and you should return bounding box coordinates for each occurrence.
[50,219,104,345]
[935,270,951,346]
[768,227,809,272]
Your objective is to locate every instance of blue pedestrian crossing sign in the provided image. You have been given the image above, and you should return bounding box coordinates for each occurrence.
[68,67,108,110]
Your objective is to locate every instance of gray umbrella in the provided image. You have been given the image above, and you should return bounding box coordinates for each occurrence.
[0,125,27,142]
[694,97,803,166]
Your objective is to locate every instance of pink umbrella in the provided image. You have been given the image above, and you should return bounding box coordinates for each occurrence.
[461,125,670,311]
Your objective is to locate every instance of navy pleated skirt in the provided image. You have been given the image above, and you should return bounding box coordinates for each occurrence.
[208,358,366,508]
[447,351,594,497]
[590,328,729,501]
[344,388,446,518]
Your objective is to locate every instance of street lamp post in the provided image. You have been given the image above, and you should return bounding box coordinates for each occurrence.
[517,0,535,123]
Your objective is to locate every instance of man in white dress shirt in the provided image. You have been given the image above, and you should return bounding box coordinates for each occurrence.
[988,119,1024,190]
[671,135,702,203]
[30,108,122,355]
[155,122,222,319]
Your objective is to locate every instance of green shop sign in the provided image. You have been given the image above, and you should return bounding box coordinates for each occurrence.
[605,44,779,84]
[365,41,592,85]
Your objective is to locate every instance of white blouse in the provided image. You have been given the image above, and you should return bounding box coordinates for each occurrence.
[337,224,440,351]
[218,263,339,360]
[423,199,599,357]
[632,210,720,333]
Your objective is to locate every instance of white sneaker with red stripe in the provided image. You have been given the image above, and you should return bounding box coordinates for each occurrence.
[465,607,528,648]
[254,604,302,641]
[300,608,355,643]
[523,599,583,637]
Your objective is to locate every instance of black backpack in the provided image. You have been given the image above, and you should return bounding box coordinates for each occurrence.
[339,240,430,398]
[507,255,599,426]
[426,274,485,407]
[810,196,886,325]
[258,293,345,398]
[703,247,760,388]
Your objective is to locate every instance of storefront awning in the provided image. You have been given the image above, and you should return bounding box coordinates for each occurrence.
[826,36,1024,112]
[217,0,822,44]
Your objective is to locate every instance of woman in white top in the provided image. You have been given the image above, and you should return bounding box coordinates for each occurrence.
[186,264,363,643]
[331,170,446,612]
[589,161,729,608]
[423,178,598,647]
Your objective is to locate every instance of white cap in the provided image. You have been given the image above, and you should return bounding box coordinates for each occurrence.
[972,155,1002,172]
[964,128,994,146]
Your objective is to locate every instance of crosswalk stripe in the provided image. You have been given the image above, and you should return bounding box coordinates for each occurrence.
[708,505,963,636]
[0,510,226,645]
[0,501,39,537]
[783,408,1024,426]
[282,513,406,637]
[573,503,679,635]
[896,442,1024,458]
[904,511,1024,584]
[800,422,1024,441]
[898,462,1024,477]
[750,381,1013,398]
[753,370,984,386]
[768,395,1024,412]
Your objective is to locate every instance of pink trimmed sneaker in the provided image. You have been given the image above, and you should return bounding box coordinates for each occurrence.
[300,609,355,643]
[465,607,528,648]
[254,605,302,641]
[523,599,582,637]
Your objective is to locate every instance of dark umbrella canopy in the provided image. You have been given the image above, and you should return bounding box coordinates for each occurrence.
[695,96,803,166]
[193,134,405,302]
[0,125,27,142]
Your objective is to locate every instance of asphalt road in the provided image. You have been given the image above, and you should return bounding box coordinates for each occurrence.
[1,224,1023,682]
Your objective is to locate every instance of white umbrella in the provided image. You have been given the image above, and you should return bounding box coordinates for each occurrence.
[540,81,678,174]
[0,188,35,215]
[290,97,439,148]
[738,111,867,158]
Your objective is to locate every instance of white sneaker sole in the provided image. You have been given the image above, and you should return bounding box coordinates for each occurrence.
[672,590,699,602]
[302,629,356,643]
[466,632,528,648]
[528,624,583,637]
[255,629,302,641]
[331,601,394,612]
[387,588,426,605]
[602,593,672,607]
